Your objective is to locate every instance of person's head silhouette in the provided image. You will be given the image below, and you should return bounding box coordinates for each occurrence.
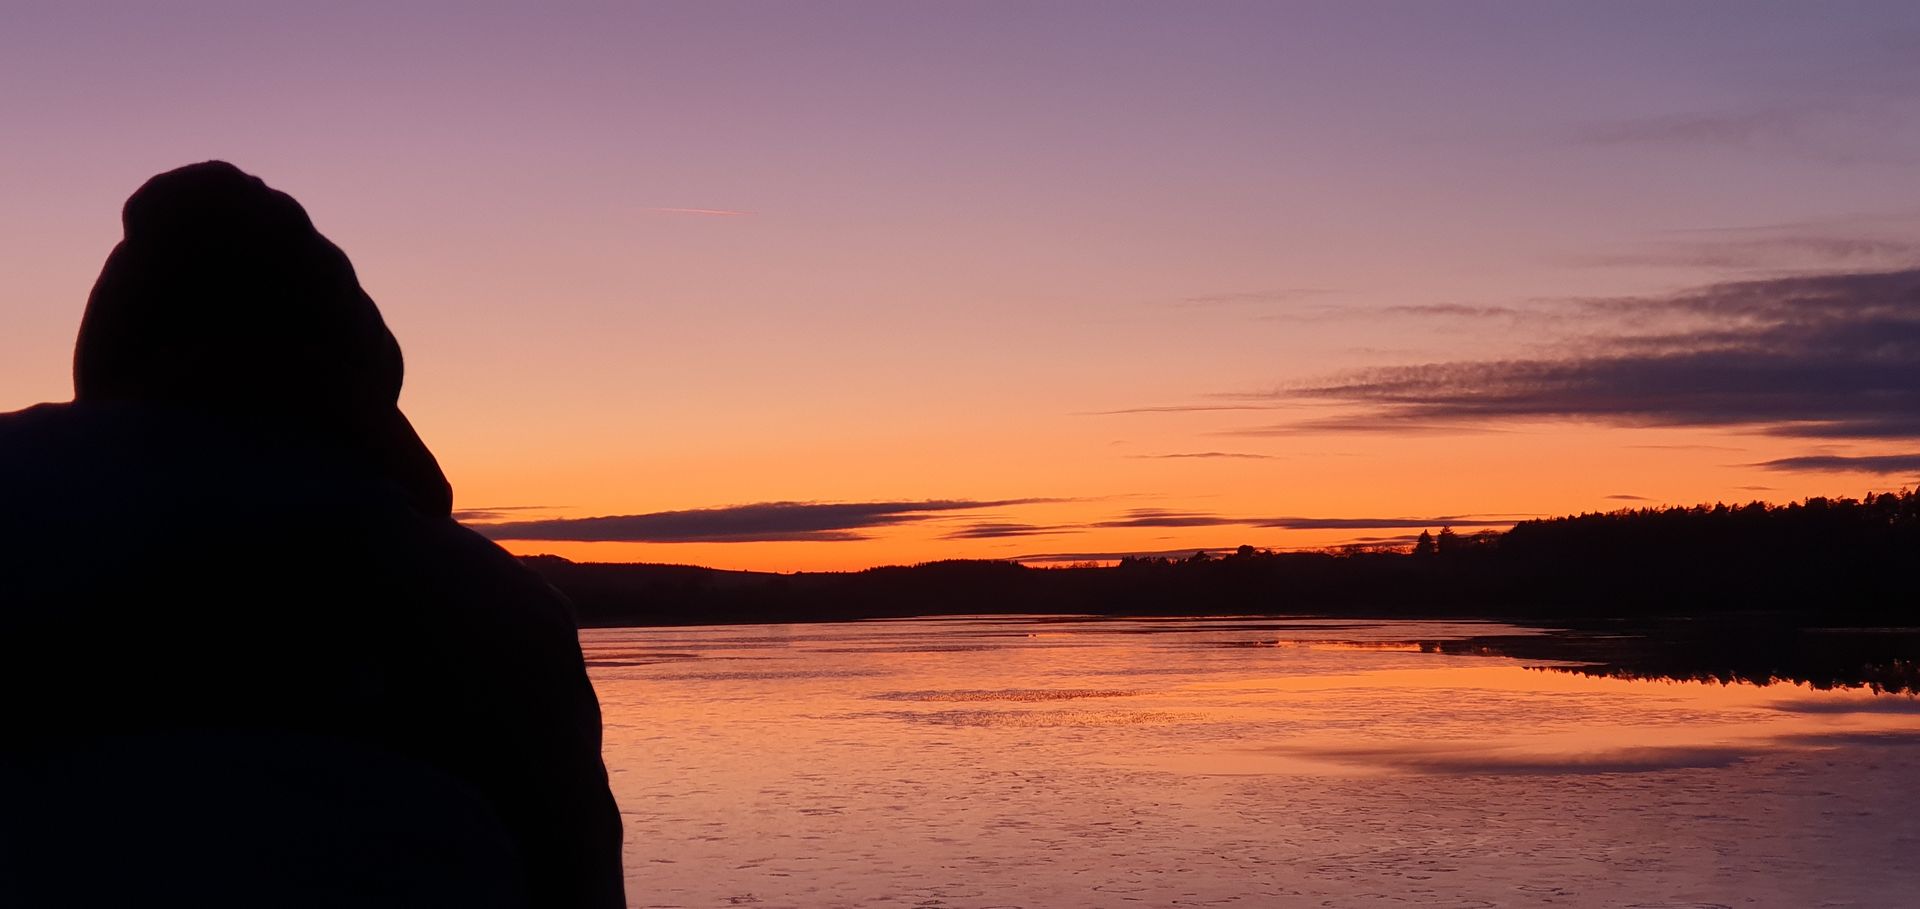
[0,162,623,909]
[71,161,450,515]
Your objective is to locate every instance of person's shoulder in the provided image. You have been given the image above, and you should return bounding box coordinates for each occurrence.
[0,401,78,446]
[0,400,229,460]
[0,402,140,490]
[0,401,69,424]
[451,523,583,627]
[368,510,583,632]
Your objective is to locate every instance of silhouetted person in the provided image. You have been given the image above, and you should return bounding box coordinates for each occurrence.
[0,162,624,908]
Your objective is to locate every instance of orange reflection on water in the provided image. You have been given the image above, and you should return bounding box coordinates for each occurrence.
[1152,662,1920,776]
[586,616,1920,907]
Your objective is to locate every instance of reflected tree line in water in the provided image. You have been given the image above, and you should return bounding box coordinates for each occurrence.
[527,490,1920,693]
[1414,625,1920,696]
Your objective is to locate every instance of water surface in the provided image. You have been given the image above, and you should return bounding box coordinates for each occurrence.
[587,616,1920,908]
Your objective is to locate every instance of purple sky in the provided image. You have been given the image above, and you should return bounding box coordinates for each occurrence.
[4,3,1918,569]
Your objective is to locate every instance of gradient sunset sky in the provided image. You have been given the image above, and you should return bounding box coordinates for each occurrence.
[5,2,1918,571]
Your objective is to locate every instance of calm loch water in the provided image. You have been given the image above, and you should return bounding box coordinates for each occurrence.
[584,616,1920,908]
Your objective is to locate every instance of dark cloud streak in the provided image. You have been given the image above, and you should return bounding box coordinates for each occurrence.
[1091,508,1239,529]
[1748,454,1920,474]
[450,505,562,523]
[470,499,1064,543]
[1284,269,1920,441]
[942,522,1076,540]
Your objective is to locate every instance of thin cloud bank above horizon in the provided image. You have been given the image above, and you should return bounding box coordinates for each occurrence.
[1750,454,1920,474]
[469,498,1065,543]
[945,510,1523,542]
[1259,268,1920,450]
[471,500,1531,546]
[451,505,565,523]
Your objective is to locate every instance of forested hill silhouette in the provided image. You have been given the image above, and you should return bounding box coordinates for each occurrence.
[523,490,1919,627]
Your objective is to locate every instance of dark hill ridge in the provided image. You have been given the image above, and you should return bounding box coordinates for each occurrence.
[523,489,1919,628]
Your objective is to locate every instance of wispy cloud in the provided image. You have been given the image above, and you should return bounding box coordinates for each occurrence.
[1604,494,1651,501]
[1659,208,1920,238]
[469,498,1061,543]
[1573,100,1920,167]
[942,522,1077,540]
[1747,454,1920,474]
[1219,419,1512,436]
[1572,235,1920,272]
[1378,303,1527,319]
[1337,533,1424,545]
[1091,508,1239,529]
[941,507,1521,540]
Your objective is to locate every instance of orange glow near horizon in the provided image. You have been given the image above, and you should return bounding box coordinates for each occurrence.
[4,6,1917,574]
[459,417,1901,572]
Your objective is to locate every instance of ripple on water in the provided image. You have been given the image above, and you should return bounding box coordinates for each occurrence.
[870,688,1141,703]
[646,668,892,682]
[586,617,1920,908]
[581,650,708,667]
[810,644,1010,654]
[864,707,1201,727]
[1622,904,1734,909]
[1273,743,1756,775]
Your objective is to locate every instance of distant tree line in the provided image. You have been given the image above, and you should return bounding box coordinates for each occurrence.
[524,489,1919,628]
[518,491,1920,693]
